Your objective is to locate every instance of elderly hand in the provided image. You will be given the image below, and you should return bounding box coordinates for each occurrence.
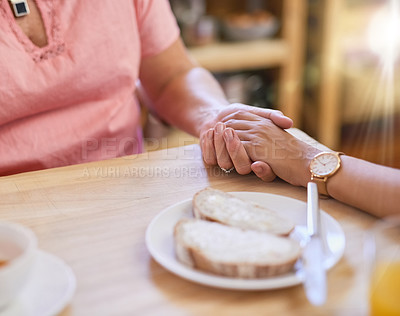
[221,111,320,186]
[200,104,293,181]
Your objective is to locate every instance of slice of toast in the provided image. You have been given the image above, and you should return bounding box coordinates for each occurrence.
[193,188,295,236]
[174,219,301,278]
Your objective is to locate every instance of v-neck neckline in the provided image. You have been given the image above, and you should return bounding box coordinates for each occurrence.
[1,0,65,62]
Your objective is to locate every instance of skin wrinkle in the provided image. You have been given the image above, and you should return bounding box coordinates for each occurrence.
[224,111,400,216]
[202,103,293,175]
[214,122,234,170]
[223,128,252,174]
[222,111,317,186]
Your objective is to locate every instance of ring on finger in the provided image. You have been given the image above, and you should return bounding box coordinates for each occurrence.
[220,167,235,174]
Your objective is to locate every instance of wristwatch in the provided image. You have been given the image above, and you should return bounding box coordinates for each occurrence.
[309,152,343,197]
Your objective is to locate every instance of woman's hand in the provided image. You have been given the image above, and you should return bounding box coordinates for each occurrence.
[200,104,293,181]
[220,111,320,187]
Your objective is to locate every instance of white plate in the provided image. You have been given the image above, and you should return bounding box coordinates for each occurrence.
[1,250,76,316]
[146,192,345,290]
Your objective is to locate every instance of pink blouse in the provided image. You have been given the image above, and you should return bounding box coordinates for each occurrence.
[0,0,179,176]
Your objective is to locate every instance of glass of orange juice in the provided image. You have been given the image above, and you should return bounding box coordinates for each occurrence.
[365,217,400,316]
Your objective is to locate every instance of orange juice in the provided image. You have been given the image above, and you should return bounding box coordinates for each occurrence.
[370,261,400,316]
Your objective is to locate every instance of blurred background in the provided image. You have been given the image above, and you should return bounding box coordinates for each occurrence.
[144,0,400,169]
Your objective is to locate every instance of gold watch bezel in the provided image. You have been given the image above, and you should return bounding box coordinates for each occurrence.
[309,152,342,178]
[309,152,343,197]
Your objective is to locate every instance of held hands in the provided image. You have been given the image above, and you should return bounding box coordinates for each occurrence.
[202,122,276,181]
[200,105,294,182]
[221,111,319,187]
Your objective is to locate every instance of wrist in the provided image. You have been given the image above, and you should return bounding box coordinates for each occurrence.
[298,145,322,188]
[279,141,320,187]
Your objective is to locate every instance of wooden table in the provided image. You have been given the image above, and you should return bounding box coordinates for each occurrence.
[0,145,377,316]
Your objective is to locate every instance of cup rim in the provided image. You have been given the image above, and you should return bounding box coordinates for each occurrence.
[364,215,400,268]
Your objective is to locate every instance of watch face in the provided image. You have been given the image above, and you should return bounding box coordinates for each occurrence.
[310,153,340,176]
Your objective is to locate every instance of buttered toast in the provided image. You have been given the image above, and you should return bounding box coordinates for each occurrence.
[193,188,295,236]
[174,219,301,278]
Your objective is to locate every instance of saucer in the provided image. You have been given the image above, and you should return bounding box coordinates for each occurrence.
[0,250,76,316]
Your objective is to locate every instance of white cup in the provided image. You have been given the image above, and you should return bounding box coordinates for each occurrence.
[0,221,37,309]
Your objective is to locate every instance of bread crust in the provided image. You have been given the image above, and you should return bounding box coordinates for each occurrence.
[174,219,300,279]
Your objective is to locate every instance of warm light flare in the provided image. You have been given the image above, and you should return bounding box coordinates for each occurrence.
[349,0,400,167]
[367,0,400,66]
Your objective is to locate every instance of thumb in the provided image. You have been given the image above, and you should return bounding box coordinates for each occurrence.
[251,161,276,182]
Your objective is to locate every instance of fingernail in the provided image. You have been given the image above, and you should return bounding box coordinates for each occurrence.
[215,122,224,134]
[252,165,261,173]
[207,129,213,139]
[252,163,263,173]
[224,129,234,141]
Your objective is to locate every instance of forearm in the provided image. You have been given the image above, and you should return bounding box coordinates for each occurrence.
[252,132,400,216]
[282,149,400,216]
[223,112,400,217]
[285,148,400,217]
[327,156,400,217]
[139,38,292,139]
[149,67,229,137]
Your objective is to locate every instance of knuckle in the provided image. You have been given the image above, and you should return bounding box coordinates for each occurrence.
[236,165,251,175]
[229,102,241,108]
[224,118,234,127]
[218,160,233,170]
[203,155,216,165]
[229,110,246,120]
